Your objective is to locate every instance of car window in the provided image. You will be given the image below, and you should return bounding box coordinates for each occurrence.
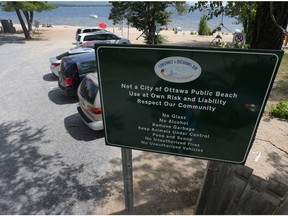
[76,29,81,34]
[79,61,97,74]
[107,34,119,40]
[57,51,69,60]
[83,29,92,33]
[94,35,107,40]
[84,35,97,41]
[79,77,98,104]
[83,35,92,41]
[60,60,68,76]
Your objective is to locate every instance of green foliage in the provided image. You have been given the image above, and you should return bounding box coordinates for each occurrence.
[189,2,257,44]
[143,34,167,45]
[190,31,197,35]
[270,100,288,119]
[233,42,250,49]
[189,1,225,19]
[1,1,57,12]
[109,2,187,44]
[209,33,250,49]
[1,1,57,39]
[145,34,167,44]
[198,15,211,35]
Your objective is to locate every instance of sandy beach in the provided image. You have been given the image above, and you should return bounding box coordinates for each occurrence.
[7,24,235,47]
[1,24,288,214]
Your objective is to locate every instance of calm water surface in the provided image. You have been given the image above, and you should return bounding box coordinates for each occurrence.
[0,3,242,32]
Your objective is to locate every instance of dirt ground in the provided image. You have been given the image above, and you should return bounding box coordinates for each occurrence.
[1,25,288,214]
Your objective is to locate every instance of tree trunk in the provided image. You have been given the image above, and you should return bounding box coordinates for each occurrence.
[30,11,34,31]
[22,11,34,32]
[146,3,156,45]
[245,17,254,45]
[23,11,32,32]
[251,2,288,50]
[25,11,34,32]
[12,2,32,39]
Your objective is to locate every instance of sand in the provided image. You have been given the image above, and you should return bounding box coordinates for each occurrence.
[1,24,288,214]
[23,24,235,46]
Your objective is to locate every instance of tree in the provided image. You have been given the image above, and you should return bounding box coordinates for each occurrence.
[109,2,187,44]
[1,1,57,39]
[11,2,31,39]
[21,2,57,32]
[198,15,211,35]
[251,2,288,49]
[189,1,288,50]
[190,2,257,44]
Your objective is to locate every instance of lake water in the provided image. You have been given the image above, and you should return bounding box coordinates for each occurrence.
[0,3,242,32]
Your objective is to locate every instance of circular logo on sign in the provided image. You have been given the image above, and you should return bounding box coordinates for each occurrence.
[154,56,201,83]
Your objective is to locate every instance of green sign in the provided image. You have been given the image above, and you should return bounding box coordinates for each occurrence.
[96,45,283,164]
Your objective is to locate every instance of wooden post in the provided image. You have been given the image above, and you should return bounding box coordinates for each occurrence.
[121,148,134,214]
[195,161,220,214]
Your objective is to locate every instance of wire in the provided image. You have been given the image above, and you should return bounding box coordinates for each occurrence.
[216,13,233,33]
[270,2,288,35]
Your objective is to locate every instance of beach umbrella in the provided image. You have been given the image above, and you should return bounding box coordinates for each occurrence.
[99,22,107,29]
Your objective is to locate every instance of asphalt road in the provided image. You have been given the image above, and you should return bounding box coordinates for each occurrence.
[0,36,125,214]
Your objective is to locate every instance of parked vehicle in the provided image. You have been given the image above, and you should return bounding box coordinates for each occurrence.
[49,48,94,77]
[71,41,108,50]
[77,73,103,130]
[75,26,106,40]
[76,31,131,46]
[58,52,97,96]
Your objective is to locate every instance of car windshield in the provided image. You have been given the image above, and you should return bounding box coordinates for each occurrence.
[79,77,98,104]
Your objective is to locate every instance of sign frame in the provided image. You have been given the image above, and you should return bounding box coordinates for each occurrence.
[96,44,283,164]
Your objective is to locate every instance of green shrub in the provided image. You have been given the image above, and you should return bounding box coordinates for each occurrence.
[157,35,168,44]
[190,31,198,35]
[144,34,167,45]
[198,15,211,36]
[270,100,288,119]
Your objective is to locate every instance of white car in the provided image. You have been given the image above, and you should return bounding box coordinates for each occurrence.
[77,73,103,130]
[49,48,94,77]
[76,31,131,46]
[75,26,105,40]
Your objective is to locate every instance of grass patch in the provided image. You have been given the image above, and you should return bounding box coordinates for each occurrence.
[274,53,288,94]
[270,100,288,119]
[268,53,288,119]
